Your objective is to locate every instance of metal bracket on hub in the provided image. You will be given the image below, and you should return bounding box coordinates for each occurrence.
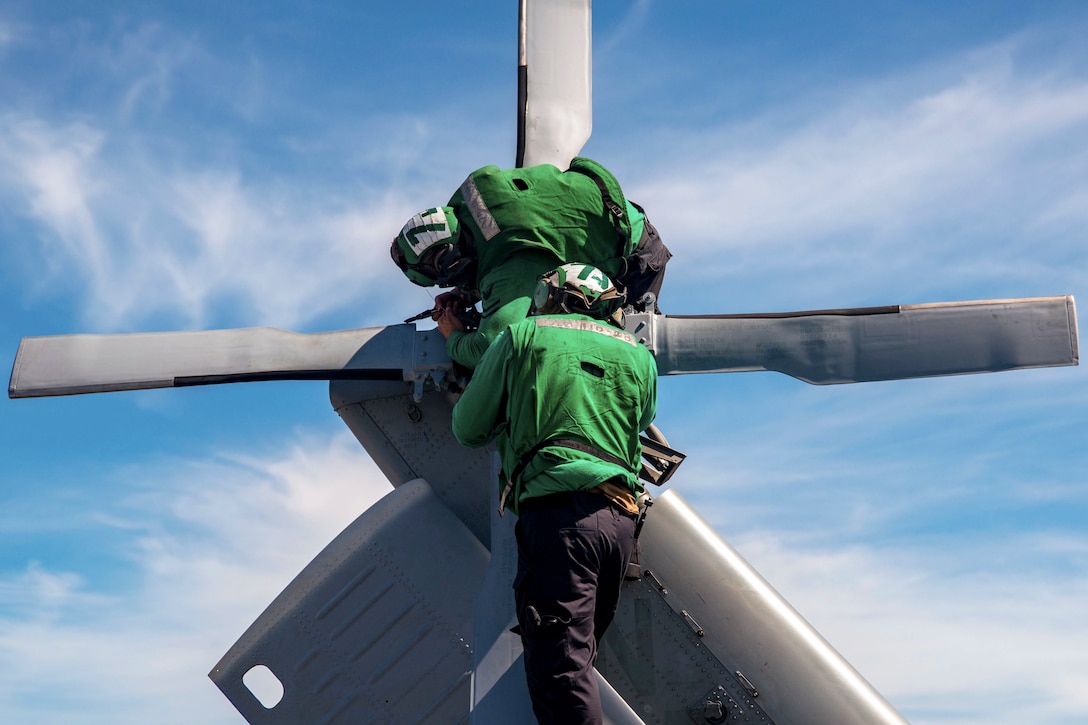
[411,369,449,402]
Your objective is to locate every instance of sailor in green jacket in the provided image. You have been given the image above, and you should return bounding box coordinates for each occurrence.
[451,263,657,724]
[391,157,671,369]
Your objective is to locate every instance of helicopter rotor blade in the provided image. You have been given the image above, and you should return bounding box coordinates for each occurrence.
[630,295,1079,384]
[8,324,449,398]
[11,296,1077,399]
[516,0,592,169]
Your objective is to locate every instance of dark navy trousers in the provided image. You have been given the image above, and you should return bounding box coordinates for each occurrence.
[513,490,638,725]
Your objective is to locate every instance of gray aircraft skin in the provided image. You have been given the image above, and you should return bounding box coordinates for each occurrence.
[7,2,1082,724]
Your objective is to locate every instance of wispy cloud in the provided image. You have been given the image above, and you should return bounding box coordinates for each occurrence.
[670,368,1087,539]
[0,109,435,331]
[107,24,197,120]
[0,431,391,725]
[10,17,1081,331]
[623,41,1088,305]
[0,17,492,333]
[726,532,1088,725]
[661,363,1088,724]
[2,8,1085,725]
[596,0,653,57]
[0,562,95,617]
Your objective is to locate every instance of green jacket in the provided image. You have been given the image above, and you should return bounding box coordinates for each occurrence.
[451,313,658,515]
[446,157,646,369]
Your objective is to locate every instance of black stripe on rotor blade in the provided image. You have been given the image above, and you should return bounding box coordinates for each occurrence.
[516,0,527,168]
[515,63,527,168]
[174,369,405,387]
[665,305,901,320]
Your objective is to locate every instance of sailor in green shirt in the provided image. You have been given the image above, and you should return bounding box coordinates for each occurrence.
[391,157,671,369]
[451,264,657,724]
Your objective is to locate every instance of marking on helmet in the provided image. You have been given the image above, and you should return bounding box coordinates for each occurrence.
[460,177,500,241]
[404,208,452,256]
[559,263,610,297]
[533,318,637,346]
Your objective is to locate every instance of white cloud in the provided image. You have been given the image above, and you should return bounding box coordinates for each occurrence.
[625,43,1088,304]
[109,24,196,120]
[0,431,392,725]
[727,532,1088,725]
[667,367,1087,542]
[596,0,653,57]
[0,563,94,617]
[6,418,1084,725]
[0,118,110,279]
[2,10,1085,725]
[7,18,1082,331]
[0,16,488,333]
[0,111,434,331]
[659,362,1088,724]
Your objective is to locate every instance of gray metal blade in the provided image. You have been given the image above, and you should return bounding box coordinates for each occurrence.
[596,489,909,725]
[8,324,450,398]
[12,295,1077,400]
[516,0,592,168]
[630,296,1079,384]
[209,478,489,725]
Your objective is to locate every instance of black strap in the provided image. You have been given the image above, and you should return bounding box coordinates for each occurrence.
[499,438,636,516]
[566,166,627,242]
[508,437,635,489]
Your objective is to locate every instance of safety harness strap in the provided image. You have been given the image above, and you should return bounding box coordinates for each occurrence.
[565,166,627,243]
[499,437,636,515]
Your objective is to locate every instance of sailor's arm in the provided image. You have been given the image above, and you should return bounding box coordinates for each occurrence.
[445,293,530,368]
[451,329,514,447]
[444,252,555,368]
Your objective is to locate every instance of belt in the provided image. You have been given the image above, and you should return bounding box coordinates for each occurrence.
[518,487,637,517]
[518,490,583,512]
[500,438,637,516]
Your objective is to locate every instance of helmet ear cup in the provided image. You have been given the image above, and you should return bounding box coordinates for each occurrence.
[532,273,558,314]
[530,264,625,326]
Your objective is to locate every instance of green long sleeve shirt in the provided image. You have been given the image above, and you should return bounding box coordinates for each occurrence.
[451,313,657,515]
[444,158,646,369]
[446,249,559,369]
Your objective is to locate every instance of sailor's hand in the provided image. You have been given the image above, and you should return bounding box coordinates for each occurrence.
[436,309,466,338]
[434,290,467,315]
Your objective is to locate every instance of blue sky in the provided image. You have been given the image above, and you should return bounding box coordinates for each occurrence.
[2,1,1086,723]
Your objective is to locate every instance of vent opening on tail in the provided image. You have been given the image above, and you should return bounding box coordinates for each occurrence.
[243,664,284,709]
